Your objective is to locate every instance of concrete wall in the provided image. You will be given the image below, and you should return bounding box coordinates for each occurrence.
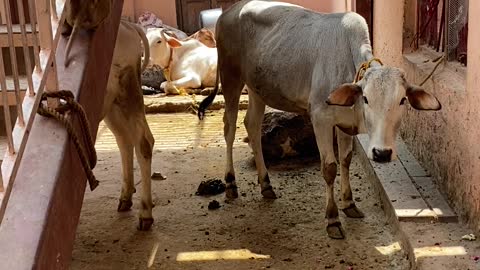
[372,0,405,65]
[122,0,353,27]
[373,0,480,232]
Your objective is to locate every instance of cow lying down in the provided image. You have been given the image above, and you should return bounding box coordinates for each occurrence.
[147,28,218,95]
[198,0,441,239]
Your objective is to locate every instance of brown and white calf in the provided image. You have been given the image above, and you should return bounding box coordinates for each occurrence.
[198,0,441,239]
[187,28,217,48]
[102,20,155,230]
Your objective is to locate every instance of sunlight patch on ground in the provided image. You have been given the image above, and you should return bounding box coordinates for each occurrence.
[431,208,444,215]
[176,249,271,262]
[414,246,467,258]
[375,241,402,256]
[395,208,435,218]
[95,112,248,152]
[148,242,160,268]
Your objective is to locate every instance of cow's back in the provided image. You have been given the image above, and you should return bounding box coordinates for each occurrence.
[216,0,372,110]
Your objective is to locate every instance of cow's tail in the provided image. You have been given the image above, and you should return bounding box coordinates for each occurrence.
[122,20,150,71]
[197,67,220,120]
[128,22,150,71]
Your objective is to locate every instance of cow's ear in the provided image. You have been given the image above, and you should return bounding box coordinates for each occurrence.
[167,37,182,48]
[326,83,363,106]
[201,28,215,39]
[406,84,441,110]
[161,30,183,48]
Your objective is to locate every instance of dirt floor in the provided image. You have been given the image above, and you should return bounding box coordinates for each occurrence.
[70,111,410,270]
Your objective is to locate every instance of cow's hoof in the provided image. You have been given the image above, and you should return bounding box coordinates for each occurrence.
[326,222,345,239]
[225,185,238,199]
[138,217,154,231]
[117,199,133,212]
[261,186,277,199]
[342,204,365,218]
[200,87,214,96]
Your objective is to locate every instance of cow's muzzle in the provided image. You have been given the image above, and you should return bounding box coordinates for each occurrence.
[372,148,392,163]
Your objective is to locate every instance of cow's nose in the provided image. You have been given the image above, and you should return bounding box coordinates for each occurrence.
[372,148,392,163]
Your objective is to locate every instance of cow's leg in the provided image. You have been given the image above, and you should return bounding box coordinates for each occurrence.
[104,116,135,213]
[161,74,201,94]
[337,129,364,218]
[311,113,344,239]
[221,75,244,199]
[106,64,155,230]
[134,118,155,231]
[244,90,276,199]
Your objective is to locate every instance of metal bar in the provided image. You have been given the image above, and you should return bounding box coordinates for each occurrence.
[414,0,420,49]
[445,0,450,61]
[4,0,26,127]
[16,0,34,121]
[441,0,446,55]
[419,0,440,40]
[436,0,445,52]
[28,0,41,74]
[0,1,124,268]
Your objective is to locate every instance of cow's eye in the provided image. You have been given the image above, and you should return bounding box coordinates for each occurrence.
[363,96,368,104]
[157,40,162,44]
[400,97,407,105]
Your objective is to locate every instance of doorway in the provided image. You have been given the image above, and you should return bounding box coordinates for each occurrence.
[175,0,241,34]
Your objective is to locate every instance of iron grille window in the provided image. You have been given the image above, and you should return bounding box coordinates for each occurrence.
[416,0,468,65]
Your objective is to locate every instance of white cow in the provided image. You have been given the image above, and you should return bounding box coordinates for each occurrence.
[147,28,218,95]
[198,0,441,239]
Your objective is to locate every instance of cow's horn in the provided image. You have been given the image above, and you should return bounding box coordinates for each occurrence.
[160,29,168,40]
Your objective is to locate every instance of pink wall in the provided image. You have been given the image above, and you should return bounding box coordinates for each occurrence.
[372,0,405,66]
[122,0,353,28]
[374,0,480,232]
[288,0,353,13]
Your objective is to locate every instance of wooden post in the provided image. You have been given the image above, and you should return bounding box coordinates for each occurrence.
[16,0,35,101]
[28,0,41,75]
[0,0,6,24]
[4,0,25,127]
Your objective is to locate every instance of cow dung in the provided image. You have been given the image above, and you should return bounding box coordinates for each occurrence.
[208,200,221,210]
[195,179,226,196]
[260,107,318,160]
